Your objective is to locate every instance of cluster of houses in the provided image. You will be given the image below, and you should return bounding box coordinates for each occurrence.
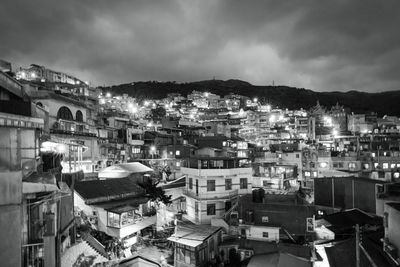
[1,61,400,266]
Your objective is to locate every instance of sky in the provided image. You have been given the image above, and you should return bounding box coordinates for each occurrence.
[1,0,399,92]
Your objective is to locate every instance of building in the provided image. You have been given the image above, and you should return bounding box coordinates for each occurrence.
[168,224,223,267]
[74,177,155,247]
[181,156,252,224]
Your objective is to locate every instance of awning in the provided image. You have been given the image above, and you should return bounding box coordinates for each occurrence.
[23,182,59,194]
[167,236,202,247]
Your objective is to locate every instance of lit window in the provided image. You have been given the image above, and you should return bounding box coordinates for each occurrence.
[348,163,356,169]
[394,172,400,179]
[305,171,311,177]
[372,153,376,157]
[374,163,379,168]
[107,212,120,228]
[313,171,318,177]
[175,150,180,156]
[391,163,396,169]
[176,161,181,167]
[363,164,370,169]
[383,163,389,169]
[319,162,328,168]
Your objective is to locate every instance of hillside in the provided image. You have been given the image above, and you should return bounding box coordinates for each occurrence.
[101,79,400,116]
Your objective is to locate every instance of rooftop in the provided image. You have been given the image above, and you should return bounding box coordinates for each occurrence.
[75,177,145,204]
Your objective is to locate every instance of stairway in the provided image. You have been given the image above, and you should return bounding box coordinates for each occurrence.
[61,240,109,267]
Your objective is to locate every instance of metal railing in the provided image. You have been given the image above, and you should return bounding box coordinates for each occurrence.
[22,243,44,267]
[82,233,108,259]
[183,188,239,200]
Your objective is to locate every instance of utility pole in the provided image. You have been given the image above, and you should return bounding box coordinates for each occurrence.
[356,224,360,267]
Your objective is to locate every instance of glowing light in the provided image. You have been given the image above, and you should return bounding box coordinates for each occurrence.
[150,146,156,152]
[30,72,36,78]
[204,92,209,97]
[40,141,68,154]
[269,115,276,123]
[332,130,338,137]
[266,105,271,111]
[253,97,258,102]
[106,92,112,98]
[99,99,105,104]
[144,101,149,107]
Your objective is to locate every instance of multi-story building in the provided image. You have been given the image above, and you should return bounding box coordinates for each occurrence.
[181,156,252,224]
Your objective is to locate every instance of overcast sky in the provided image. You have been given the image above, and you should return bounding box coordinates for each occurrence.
[1,0,399,92]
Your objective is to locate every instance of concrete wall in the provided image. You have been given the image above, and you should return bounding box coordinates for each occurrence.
[314,177,383,214]
[0,171,23,267]
[385,203,400,251]
[36,98,87,125]
[245,225,279,242]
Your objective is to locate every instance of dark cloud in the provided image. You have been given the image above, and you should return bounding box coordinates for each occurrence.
[0,0,399,92]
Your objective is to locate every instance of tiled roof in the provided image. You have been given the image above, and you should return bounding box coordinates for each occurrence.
[75,177,145,204]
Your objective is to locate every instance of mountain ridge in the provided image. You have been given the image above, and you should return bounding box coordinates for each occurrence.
[101,79,400,116]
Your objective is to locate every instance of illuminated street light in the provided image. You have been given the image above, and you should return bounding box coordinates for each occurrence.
[106,92,112,98]
[253,97,258,102]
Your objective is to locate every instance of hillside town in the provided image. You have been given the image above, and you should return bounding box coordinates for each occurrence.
[1,60,400,267]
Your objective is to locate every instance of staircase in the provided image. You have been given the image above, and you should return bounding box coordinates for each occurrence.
[61,240,109,267]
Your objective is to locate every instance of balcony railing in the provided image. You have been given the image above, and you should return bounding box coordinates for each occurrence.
[183,188,238,200]
[50,128,97,137]
[22,243,44,267]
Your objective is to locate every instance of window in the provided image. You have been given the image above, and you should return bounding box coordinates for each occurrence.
[107,212,120,228]
[296,154,300,158]
[305,171,311,177]
[175,150,180,156]
[240,178,248,189]
[120,211,135,226]
[189,178,193,189]
[132,147,141,154]
[348,162,356,169]
[57,106,73,121]
[176,161,181,167]
[261,216,269,223]
[313,171,318,177]
[391,163,396,169]
[225,179,232,190]
[383,163,389,169]
[76,110,83,122]
[207,180,216,191]
[262,232,269,238]
[207,204,216,215]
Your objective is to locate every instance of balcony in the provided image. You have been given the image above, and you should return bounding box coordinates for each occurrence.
[184,188,238,200]
[129,139,144,146]
[22,243,44,267]
[181,167,252,178]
